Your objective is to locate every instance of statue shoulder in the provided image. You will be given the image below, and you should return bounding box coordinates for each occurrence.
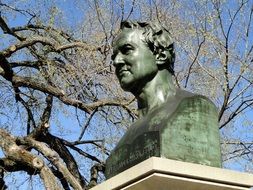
[176,88,215,102]
[175,89,218,114]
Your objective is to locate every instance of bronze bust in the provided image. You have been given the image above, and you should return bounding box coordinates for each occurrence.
[105,21,221,178]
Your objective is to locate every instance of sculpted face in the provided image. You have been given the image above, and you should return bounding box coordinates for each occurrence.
[112,29,158,93]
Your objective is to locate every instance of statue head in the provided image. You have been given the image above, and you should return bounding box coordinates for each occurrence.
[112,21,175,93]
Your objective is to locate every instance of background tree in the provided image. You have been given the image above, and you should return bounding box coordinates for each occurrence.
[0,0,252,189]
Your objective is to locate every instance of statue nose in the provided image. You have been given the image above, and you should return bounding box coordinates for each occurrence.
[113,54,124,67]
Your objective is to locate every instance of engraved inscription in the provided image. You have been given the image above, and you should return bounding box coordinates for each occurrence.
[105,131,160,178]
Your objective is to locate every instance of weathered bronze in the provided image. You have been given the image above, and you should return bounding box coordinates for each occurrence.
[105,21,221,178]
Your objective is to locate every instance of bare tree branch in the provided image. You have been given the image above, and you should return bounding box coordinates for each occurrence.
[61,138,103,164]
[184,38,205,88]
[16,137,83,190]
[78,107,98,141]
[0,129,60,189]
[220,99,253,129]
[31,131,86,189]
[0,167,7,190]
[88,163,105,188]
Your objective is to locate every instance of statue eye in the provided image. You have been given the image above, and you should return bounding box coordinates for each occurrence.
[121,45,134,55]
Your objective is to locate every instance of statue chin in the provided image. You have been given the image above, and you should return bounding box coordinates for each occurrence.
[119,80,135,92]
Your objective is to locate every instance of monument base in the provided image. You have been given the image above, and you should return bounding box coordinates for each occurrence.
[91,157,253,190]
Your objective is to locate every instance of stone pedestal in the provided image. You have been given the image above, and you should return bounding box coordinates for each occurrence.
[91,157,253,190]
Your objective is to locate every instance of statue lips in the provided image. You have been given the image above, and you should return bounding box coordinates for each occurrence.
[119,69,130,77]
[117,65,131,78]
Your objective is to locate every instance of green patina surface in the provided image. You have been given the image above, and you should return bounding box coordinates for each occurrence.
[105,21,222,179]
[105,92,221,178]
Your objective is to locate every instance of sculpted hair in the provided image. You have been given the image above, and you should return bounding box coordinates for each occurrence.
[120,21,175,75]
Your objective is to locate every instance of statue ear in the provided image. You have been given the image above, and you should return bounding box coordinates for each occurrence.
[155,49,168,65]
[155,43,175,67]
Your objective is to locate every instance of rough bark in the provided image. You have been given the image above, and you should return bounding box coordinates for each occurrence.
[16,137,83,190]
[0,129,60,189]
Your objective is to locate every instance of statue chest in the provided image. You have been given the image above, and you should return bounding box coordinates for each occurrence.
[105,96,222,178]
